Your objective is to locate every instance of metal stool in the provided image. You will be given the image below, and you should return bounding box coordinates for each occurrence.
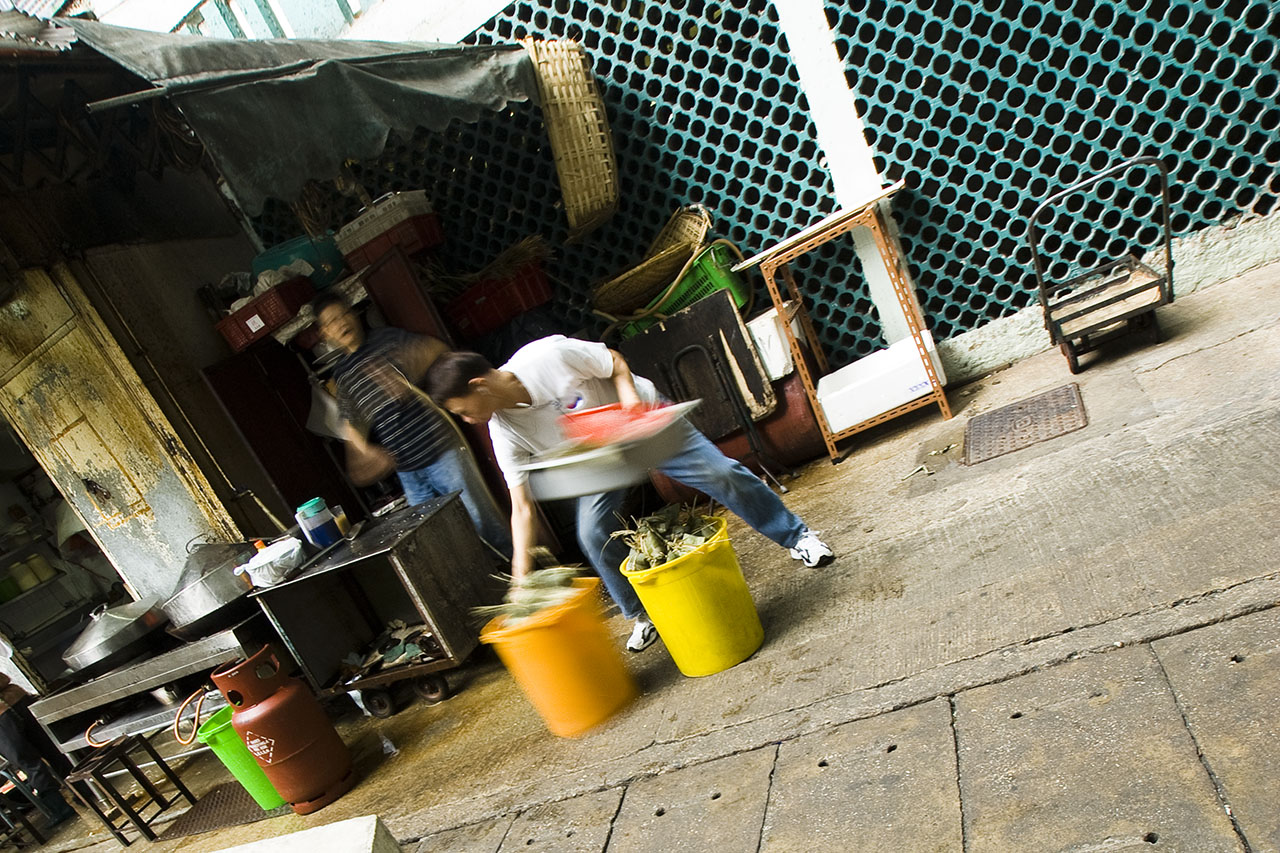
[0,789,44,849]
[65,734,195,846]
[0,759,58,823]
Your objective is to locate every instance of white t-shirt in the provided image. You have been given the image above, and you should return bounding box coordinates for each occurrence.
[489,336,659,487]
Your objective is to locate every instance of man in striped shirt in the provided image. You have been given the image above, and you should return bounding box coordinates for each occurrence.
[314,293,512,557]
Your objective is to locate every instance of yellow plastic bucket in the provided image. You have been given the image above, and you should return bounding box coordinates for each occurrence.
[622,516,764,676]
[480,578,637,737]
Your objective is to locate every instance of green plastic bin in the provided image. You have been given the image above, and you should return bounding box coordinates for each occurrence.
[621,241,752,338]
[196,706,286,810]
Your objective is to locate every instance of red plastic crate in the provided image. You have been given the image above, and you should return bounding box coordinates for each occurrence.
[341,213,444,271]
[445,263,552,339]
[215,276,315,352]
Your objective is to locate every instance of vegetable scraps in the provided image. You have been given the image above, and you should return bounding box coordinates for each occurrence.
[473,566,581,627]
[614,504,717,571]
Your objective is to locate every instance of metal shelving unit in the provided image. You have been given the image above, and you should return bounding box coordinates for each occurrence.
[735,182,952,462]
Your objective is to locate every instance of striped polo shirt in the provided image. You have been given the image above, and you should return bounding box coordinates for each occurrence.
[333,327,452,472]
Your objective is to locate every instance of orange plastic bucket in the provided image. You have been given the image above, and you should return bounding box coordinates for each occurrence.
[480,578,637,737]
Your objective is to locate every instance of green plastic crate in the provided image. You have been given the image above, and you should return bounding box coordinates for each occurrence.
[621,242,750,338]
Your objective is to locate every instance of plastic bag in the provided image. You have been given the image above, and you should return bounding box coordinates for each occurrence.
[254,259,315,294]
[235,537,305,588]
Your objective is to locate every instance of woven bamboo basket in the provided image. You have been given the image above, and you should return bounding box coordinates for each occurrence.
[525,39,619,241]
[590,205,712,314]
[646,204,711,256]
[591,241,699,315]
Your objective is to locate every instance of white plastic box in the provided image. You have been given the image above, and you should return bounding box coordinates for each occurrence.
[816,330,946,434]
[746,302,805,381]
[334,190,435,254]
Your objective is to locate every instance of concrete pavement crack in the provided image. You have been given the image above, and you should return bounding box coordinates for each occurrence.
[994,573,1280,655]
[949,696,969,853]
[1137,319,1280,373]
[600,781,628,852]
[753,744,780,853]
[1149,644,1257,853]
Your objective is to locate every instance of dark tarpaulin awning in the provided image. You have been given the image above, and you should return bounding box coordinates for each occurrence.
[61,19,537,215]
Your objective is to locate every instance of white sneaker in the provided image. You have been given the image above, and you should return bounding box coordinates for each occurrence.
[790,531,834,567]
[626,618,658,652]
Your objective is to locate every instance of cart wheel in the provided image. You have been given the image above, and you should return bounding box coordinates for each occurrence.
[363,688,396,718]
[1060,341,1081,374]
[413,674,450,704]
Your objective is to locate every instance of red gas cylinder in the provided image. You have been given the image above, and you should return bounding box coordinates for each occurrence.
[210,645,354,815]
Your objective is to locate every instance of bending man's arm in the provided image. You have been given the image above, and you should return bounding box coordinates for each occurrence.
[607,348,643,409]
[342,421,374,453]
[508,482,538,580]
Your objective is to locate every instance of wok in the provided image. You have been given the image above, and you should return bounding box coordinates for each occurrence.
[161,543,257,639]
[62,597,168,677]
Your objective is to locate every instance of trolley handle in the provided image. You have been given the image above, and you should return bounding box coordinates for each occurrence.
[1026,155,1175,300]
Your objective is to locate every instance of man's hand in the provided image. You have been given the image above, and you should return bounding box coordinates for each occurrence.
[346,442,396,486]
[342,422,395,485]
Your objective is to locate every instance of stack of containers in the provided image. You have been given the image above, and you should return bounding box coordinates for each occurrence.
[335,191,444,271]
[27,554,56,582]
[8,560,37,592]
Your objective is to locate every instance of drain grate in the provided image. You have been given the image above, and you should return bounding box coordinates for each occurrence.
[157,782,289,841]
[964,384,1088,465]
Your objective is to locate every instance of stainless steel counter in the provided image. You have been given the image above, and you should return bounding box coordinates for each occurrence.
[30,615,271,752]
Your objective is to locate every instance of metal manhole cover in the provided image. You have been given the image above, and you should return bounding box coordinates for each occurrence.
[964,383,1088,465]
[157,782,290,841]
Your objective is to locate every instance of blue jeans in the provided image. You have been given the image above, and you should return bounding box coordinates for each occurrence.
[0,704,64,796]
[399,445,513,558]
[578,421,806,619]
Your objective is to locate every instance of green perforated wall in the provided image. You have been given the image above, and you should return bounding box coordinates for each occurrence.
[827,0,1280,337]
[253,0,1280,367]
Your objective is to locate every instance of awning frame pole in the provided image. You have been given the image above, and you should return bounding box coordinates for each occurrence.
[83,43,514,113]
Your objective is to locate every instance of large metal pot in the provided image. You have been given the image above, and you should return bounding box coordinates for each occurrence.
[161,543,257,639]
[62,597,168,676]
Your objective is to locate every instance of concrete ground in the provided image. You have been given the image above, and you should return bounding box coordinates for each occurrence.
[39,258,1280,852]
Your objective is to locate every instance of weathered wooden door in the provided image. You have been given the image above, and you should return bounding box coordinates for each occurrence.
[0,264,238,600]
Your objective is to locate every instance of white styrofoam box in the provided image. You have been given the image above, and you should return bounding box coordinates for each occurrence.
[746,302,805,380]
[215,815,400,853]
[816,330,946,433]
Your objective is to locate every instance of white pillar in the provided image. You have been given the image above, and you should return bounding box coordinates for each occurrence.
[771,0,913,343]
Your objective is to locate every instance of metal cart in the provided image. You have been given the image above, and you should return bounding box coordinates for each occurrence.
[1028,155,1175,373]
[250,494,504,717]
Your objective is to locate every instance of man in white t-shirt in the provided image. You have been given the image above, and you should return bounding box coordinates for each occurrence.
[427,336,834,652]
